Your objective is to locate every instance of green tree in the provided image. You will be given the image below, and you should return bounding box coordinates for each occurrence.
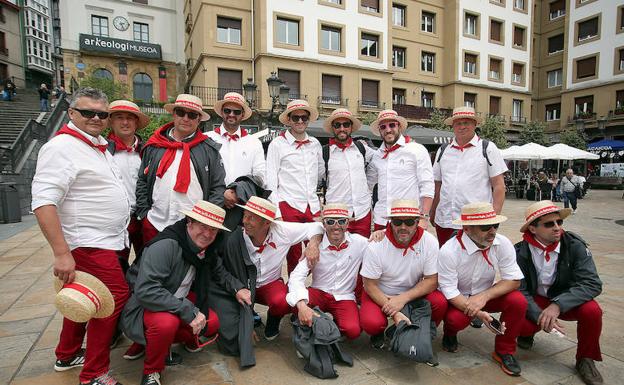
[519,120,550,146]
[559,128,587,150]
[79,72,128,101]
[359,112,378,126]
[478,115,509,149]
[428,108,451,131]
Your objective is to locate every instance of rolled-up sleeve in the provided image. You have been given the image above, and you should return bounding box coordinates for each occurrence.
[31,144,76,210]
[497,237,524,281]
[437,246,461,299]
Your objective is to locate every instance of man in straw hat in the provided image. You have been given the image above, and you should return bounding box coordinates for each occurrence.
[266,99,323,274]
[286,203,369,340]
[437,202,526,376]
[136,93,226,245]
[106,100,150,268]
[360,199,447,350]
[431,106,508,247]
[515,200,603,384]
[319,108,374,237]
[120,200,228,385]
[367,109,434,231]
[32,87,130,385]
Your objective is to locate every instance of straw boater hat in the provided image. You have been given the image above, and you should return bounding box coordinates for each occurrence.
[370,109,408,136]
[236,196,278,222]
[214,92,253,121]
[54,271,115,323]
[278,99,319,126]
[180,200,231,231]
[164,94,210,121]
[443,106,483,126]
[386,199,422,218]
[108,100,150,129]
[322,108,362,133]
[452,202,507,226]
[320,203,351,219]
[520,200,572,233]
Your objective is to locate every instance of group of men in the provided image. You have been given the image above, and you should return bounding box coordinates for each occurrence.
[31,87,604,385]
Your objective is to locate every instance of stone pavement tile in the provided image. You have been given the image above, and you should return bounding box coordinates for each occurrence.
[13,347,56,380]
[515,330,577,358]
[0,261,19,278]
[552,347,624,385]
[1,247,41,259]
[0,333,39,374]
[12,286,55,308]
[516,354,576,385]
[599,315,624,360]
[226,345,305,385]
[374,361,454,385]
[0,304,56,322]
[443,361,527,385]
[0,316,50,338]
[0,291,23,316]
[33,315,62,351]
[10,371,80,385]
[436,349,489,372]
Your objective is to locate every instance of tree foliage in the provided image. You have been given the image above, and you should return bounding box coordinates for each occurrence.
[519,120,550,146]
[79,72,128,101]
[359,112,378,126]
[559,128,587,150]
[428,108,451,131]
[478,115,509,149]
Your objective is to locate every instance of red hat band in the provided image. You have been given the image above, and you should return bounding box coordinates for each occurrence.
[63,282,102,311]
[246,201,276,219]
[323,208,349,217]
[460,211,497,221]
[192,206,225,224]
[176,100,202,110]
[391,207,421,216]
[110,105,141,113]
[525,205,559,223]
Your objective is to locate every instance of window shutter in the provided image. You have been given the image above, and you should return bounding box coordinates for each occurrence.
[218,69,243,91]
[278,69,300,97]
[489,97,500,115]
[490,21,501,41]
[362,79,379,103]
[217,17,241,29]
[322,75,341,98]
[576,57,596,78]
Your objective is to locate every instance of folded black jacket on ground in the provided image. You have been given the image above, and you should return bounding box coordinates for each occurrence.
[389,298,435,363]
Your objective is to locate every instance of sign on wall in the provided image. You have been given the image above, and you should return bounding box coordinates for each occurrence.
[79,34,162,60]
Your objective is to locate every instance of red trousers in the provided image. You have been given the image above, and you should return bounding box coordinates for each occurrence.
[360,290,447,336]
[278,202,318,274]
[118,217,144,262]
[143,308,219,374]
[255,279,291,317]
[443,291,527,355]
[348,211,372,238]
[142,217,160,246]
[307,288,361,340]
[435,225,456,247]
[55,248,129,383]
[519,295,602,361]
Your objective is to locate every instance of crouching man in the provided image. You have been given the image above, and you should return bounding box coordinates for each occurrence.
[438,202,526,377]
[120,201,229,385]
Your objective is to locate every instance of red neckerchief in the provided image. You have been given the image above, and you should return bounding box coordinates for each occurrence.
[107,133,136,153]
[328,240,349,252]
[144,122,206,193]
[523,231,559,262]
[256,240,276,253]
[451,142,474,152]
[279,130,310,149]
[56,125,107,153]
[385,225,424,256]
[329,138,353,151]
[456,230,494,268]
[382,136,411,159]
[215,126,248,141]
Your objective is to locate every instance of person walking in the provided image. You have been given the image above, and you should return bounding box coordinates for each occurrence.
[560,169,582,213]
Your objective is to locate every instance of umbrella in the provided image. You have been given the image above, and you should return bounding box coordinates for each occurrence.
[501,143,546,160]
[587,139,624,151]
[548,143,599,160]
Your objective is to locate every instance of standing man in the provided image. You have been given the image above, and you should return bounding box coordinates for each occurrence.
[438,202,526,377]
[516,200,603,385]
[360,200,447,348]
[430,106,508,246]
[319,109,374,237]
[136,94,226,244]
[107,100,150,264]
[368,110,434,231]
[32,88,130,385]
[560,168,582,213]
[39,83,51,111]
[266,99,323,274]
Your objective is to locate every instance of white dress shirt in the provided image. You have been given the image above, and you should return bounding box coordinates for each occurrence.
[528,242,560,297]
[437,232,524,300]
[242,221,324,288]
[361,231,438,296]
[286,232,368,306]
[32,121,130,250]
[368,135,435,226]
[205,124,266,186]
[266,130,323,213]
[110,137,141,213]
[433,135,508,229]
[320,141,374,220]
[174,251,205,299]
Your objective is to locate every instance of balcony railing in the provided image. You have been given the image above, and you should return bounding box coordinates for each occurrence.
[288,93,308,101]
[0,47,8,56]
[572,111,596,121]
[393,104,452,121]
[510,116,527,124]
[358,100,385,111]
[318,96,348,108]
[135,101,168,115]
[549,9,565,20]
[188,86,257,108]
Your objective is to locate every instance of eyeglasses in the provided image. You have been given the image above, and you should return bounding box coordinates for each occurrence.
[391,218,417,227]
[378,122,398,130]
[290,114,309,123]
[324,218,348,226]
[332,121,352,129]
[539,219,564,228]
[174,108,200,120]
[223,108,243,116]
[72,108,109,120]
[478,223,500,232]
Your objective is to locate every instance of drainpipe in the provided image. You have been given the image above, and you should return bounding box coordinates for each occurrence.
[251,0,255,84]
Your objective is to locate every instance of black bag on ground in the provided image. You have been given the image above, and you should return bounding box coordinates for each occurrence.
[389,298,435,363]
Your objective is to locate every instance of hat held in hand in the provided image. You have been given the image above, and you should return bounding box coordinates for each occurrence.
[54,271,115,323]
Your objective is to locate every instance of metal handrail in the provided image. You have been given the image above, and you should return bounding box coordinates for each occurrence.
[317,96,348,107]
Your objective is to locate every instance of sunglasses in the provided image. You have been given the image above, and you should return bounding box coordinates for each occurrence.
[72,108,109,119]
[290,114,309,123]
[332,121,352,129]
[174,108,200,120]
[223,108,243,116]
[478,223,500,232]
[391,218,417,227]
[324,218,348,226]
[539,219,564,228]
[379,122,398,130]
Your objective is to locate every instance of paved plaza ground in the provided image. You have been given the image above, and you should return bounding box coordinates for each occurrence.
[0,190,623,385]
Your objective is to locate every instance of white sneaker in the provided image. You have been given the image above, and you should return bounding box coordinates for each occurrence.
[573,210,576,215]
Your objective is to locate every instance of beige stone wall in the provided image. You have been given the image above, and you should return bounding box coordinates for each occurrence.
[0,5,25,87]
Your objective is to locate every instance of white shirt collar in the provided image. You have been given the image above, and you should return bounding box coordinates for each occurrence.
[451,134,480,148]
[461,231,501,255]
[67,121,108,145]
[320,232,350,250]
[218,123,242,137]
[284,129,308,144]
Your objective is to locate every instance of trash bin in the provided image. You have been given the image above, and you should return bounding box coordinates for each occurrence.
[0,183,22,224]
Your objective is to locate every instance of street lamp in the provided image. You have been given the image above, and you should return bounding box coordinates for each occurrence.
[242,77,257,107]
[597,116,608,139]
[266,71,284,127]
[279,84,290,106]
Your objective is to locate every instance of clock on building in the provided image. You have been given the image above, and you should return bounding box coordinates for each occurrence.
[113,16,130,31]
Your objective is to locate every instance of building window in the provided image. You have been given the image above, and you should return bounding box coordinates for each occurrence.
[575,95,593,115]
[489,96,501,115]
[489,58,502,80]
[278,69,301,100]
[512,63,524,84]
[217,68,243,98]
[93,68,113,80]
[133,22,149,43]
[464,53,478,76]
[422,11,435,33]
[576,56,597,79]
[0,63,7,81]
[0,6,4,24]
[577,17,599,42]
[321,25,341,52]
[490,19,503,43]
[548,34,564,54]
[133,73,153,101]
[361,0,380,13]
[392,88,406,105]
[393,4,406,27]
[513,25,526,48]
[361,79,380,108]
[392,46,405,68]
[549,0,566,20]
[361,33,379,58]
[620,6,624,31]
[133,0,148,4]
[323,0,342,4]
[276,17,299,46]
[512,99,523,121]
[464,13,478,37]
[464,93,476,108]
[0,31,6,56]
[547,69,563,87]
[616,90,624,110]
[91,15,109,37]
[513,0,526,11]
[217,17,241,45]
[322,74,342,104]
[421,51,435,72]
[545,103,561,121]
[619,48,624,72]
[422,91,434,108]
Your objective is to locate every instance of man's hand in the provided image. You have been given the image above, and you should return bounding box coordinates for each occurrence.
[464,293,488,317]
[296,301,319,327]
[189,311,207,335]
[392,311,411,326]
[368,230,385,243]
[54,252,76,284]
[235,288,252,305]
[382,295,407,317]
[224,189,238,209]
[537,303,561,333]
[475,310,493,324]
[303,241,320,268]
[418,218,428,230]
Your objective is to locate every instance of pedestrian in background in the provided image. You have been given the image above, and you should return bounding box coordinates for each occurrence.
[560,169,582,213]
[39,83,51,111]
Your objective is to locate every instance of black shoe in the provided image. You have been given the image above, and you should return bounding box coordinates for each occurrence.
[517,335,535,350]
[426,351,439,367]
[492,352,522,376]
[442,334,458,353]
[164,350,182,366]
[140,372,161,385]
[470,318,484,328]
[264,315,282,341]
[81,372,123,385]
[576,358,604,385]
[54,348,85,372]
[110,329,123,349]
[370,333,385,349]
[253,310,263,328]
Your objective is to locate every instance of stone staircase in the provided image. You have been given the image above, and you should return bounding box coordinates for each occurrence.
[0,90,48,148]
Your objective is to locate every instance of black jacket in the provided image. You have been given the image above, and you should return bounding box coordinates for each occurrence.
[389,298,435,362]
[515,231,602,322]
